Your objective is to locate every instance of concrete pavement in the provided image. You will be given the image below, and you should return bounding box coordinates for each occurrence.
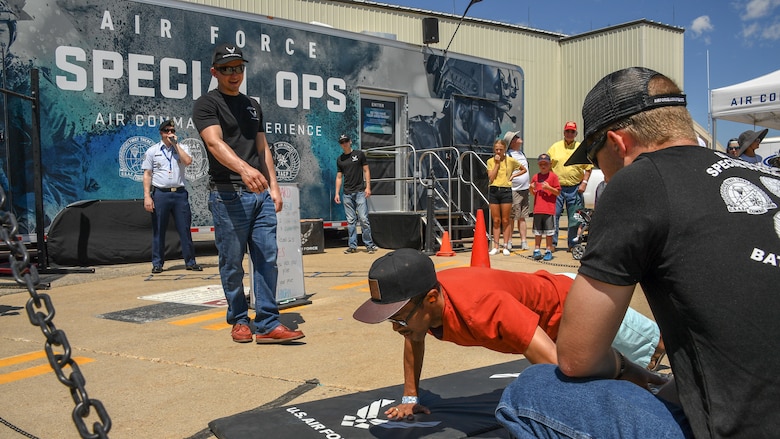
[0,237,659,439]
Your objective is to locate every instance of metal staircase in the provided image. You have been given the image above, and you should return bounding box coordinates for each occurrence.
[416,148,491,253]
[364,144,492,253]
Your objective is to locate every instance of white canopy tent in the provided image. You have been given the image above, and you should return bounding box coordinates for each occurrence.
[710,69,780,144]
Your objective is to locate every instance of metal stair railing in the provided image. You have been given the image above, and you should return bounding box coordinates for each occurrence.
[458,150,491,246]
[416,147,492,249]
[363,143,419,212]
[417,147,457,240]
[458,150,490,211]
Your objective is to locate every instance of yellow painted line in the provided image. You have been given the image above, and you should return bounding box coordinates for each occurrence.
[169,310,224,326]
[204,312,256,331]
[201,310,295,331]
[0,351,47,367]
[0,357,94,385]
[433,261,462,268]
[330,280,367,290]
[171,307,295,328]
[204,322,231,331]
[439,263,469,269]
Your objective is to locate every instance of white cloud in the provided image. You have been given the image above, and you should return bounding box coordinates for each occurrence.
[742,22,761,38]
[762,21,780,39]
[741,0,780,20]
[690,16,714,37]
[737,0,780,44]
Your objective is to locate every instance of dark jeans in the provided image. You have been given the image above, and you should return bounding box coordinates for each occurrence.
[554,185,583,249]
[151,188,196,267]
[209,188,280,334]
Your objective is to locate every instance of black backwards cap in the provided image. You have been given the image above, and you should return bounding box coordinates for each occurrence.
[565,67,687,166]
[352,249,438,324]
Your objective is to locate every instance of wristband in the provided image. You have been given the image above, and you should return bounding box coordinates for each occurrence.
[582,180,588,184]
[401,396,418,405]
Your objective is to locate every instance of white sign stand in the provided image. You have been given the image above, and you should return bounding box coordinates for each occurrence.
[250,184,309,309]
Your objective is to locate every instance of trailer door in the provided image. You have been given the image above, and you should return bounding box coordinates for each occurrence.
[359,93,406,213]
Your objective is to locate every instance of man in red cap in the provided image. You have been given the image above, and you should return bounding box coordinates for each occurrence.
[546,121,592,251]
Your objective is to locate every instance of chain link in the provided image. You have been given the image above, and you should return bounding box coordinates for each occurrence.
[1,187,111,438]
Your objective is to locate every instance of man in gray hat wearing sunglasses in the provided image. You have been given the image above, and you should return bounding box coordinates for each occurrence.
[495,67,780,438]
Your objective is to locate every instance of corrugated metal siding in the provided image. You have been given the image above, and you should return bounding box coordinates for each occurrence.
[176,0,683,157]
[560,24,685,138]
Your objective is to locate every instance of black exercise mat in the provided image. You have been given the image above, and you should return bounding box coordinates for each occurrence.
[209,359,529,438]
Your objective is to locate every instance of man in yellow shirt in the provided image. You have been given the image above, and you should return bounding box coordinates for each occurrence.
[546,121,592,251]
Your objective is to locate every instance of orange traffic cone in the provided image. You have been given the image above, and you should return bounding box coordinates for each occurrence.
[436,231,456,257]
[470,209,491,268]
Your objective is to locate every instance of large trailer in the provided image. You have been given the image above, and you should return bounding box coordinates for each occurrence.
[0,0,523,241]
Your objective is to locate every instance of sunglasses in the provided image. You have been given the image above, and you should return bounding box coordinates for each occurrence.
[586,136,606,168]
[162,128,176,133]
[727,147,739,151]
[387,297,424,327]
[215,64,245,75]
[586,119,634,168]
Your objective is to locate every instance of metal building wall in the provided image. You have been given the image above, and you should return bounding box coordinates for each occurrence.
[560,22,685,137]
[177,0,683,157]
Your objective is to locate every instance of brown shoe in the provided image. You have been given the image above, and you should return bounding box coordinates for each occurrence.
[255,325,305,344]
[231,323,253,343]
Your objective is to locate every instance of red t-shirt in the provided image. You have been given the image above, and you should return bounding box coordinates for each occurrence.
[531,171,560,215]
[432,267,573,354]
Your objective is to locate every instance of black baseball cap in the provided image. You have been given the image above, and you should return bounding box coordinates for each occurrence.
[353,249,438,324]
[159,120,175,132]
[338,134,351,143]
[565,67,687,166]
[212,43,248,66]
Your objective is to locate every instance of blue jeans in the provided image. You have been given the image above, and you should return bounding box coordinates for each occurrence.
[151,188,196,267]
[554,185,583,249]
[496,364,692,438]
[343,191,375,249]
[209,188,280,334]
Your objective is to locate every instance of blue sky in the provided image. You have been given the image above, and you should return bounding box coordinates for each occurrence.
[382,0,780,145]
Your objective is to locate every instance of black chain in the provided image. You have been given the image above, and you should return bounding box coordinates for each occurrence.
[1,187,111,438]
[0,416,39,438]
[518,254,581,269]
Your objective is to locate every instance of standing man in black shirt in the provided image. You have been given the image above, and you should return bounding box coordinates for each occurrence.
[192,43,304,345]
[334,134,378,254]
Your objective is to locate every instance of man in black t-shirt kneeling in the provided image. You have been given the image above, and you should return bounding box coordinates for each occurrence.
[496,67,780,438]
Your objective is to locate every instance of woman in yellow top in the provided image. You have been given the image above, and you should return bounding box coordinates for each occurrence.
[486,139,526,255]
